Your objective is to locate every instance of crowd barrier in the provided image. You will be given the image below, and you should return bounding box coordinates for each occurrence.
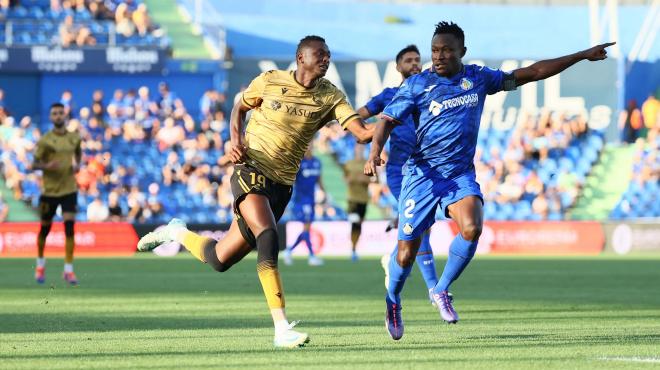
[0,220,657,257]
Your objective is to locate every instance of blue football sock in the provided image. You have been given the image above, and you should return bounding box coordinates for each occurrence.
[289,231,308,252]
[415,232,438,290]
[302,231,314,256]
[387,251,412,305]
[434,234,478,293]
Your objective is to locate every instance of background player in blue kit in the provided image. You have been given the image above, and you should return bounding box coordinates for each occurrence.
[365,21,615,340]
[283,146,325,266]
[357,45,439,305]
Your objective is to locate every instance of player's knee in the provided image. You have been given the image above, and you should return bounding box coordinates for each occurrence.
[396,247,416,268]
[460,223,482,242]
[351,222,362,235]
[202,241,230,272]
[256,228,279,265]
[39,223,52,239]
[64,220,75,237]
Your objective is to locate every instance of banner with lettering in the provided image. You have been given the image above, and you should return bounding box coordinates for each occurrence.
[466,221,605,255]
[0,222,138,257]
[285,220,605,256]
[0,46,166,74]
[602,221,660,255]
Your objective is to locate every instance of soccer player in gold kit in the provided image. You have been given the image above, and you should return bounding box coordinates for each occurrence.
[343,143,372,262]
[32,102,82,285]
[138,36,374,348]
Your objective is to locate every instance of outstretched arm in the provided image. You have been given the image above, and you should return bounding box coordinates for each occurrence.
[363,118,396,176]
[513,42,615,86]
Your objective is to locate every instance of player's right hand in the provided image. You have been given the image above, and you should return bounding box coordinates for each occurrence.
[364,156,384,176]
[229,141,247,164]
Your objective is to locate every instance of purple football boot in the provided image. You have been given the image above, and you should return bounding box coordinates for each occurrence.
[432,290,459,324]
[385,296,404,340]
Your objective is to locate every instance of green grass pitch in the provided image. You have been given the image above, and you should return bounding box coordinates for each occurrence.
[1,255,659,369]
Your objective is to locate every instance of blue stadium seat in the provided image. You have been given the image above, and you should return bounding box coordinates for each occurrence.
[653,202,660,217]
[499,203,514,220]
[29,6,44,18]
[583,147,599,165]
[16,32,32,45]
[9,6,29,19]
[34,32,48,44]
[90,22,106,34]
[74,10,91,21]
[558,157,573,171]
[559,192,573,209]
[39,20,55,32]
[588,135,604,150]
[548,212,562,221]
[542,158,558,174]
[566,146,581,163]
[576,158,592,176]
[514,201,532,220]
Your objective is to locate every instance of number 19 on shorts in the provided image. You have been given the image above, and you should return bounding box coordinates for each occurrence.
[250,172,266,188]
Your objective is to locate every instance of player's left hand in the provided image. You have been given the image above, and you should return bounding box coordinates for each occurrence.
[363,155,384,176]
[583,42,616,61]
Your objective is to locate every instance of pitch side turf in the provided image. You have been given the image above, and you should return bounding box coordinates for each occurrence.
[1,255,659,369]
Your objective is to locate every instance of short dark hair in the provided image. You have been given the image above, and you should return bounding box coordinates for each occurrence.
[395,44,420,64]
[433,21,464,45]
[296,35,326,55]
[50,102,65,110]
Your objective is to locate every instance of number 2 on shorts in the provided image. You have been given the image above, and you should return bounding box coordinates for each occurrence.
[404,199,415,218]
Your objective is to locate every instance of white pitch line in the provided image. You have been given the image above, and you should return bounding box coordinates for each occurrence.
[598,356,660,364]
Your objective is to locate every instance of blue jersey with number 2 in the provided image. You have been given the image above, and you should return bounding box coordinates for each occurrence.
[382,65,513,240]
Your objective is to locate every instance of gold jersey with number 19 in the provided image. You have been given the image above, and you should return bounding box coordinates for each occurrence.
[241,70,359,185]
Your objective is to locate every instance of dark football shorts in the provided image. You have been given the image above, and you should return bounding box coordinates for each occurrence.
[38,192,78,221]
[347,201,367,223]
[231,163,292,248]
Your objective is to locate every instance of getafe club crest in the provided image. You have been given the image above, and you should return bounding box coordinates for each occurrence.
[460,78,473,91]
[403,223,414,235]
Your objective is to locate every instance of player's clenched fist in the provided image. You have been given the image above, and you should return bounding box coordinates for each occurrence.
[363,155,384,176]
[229,141,247,164]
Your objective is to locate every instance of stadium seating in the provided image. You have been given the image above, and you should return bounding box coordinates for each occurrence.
[610,134,660,219]
[0,0,168,47]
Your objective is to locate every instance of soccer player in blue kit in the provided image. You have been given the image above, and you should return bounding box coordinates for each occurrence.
[364,21,614,340]
[357,45,439,304]
[283,146,325,266]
